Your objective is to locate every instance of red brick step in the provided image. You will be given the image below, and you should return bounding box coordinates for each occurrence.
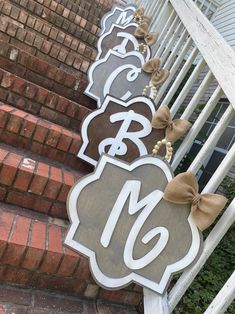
[0,68,91,131]
[0,287,138,314]
[1,0,97,63]
[0,206,142,308]
[55,0,104,28]
[0,15,90,78]
[0,145,82,219]
[0,103,89,170]
[0,40,96,108]
[8,0,98,51]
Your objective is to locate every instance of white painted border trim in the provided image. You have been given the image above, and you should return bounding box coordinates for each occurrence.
[96,22,151,61]
[65,155,201,294]
[99,4,136,36]
[84,50,146,108]
[77,95,156,166]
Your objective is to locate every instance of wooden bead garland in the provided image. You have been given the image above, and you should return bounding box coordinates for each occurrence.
[133,14,143,24]
[142,84,157,99]
[136,43,148,54]
[152,139,173,161]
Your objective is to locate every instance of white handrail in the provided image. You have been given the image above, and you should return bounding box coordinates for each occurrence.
[169,199,235,311]
[170,0,235,109]
[132,1,235,312]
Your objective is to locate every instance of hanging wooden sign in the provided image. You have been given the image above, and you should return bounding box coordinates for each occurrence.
[65,154,202,294]
[96,23,151,61]
[84,51,151,108]
[78,95,168,166]
[100,5,137,36]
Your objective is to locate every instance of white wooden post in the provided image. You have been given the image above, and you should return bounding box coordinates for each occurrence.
[170,0,235,108]
[131,0,235,313]
[204,271,235,314]
[144,288,169,314]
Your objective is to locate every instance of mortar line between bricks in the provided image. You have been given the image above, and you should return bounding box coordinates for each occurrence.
[0,212,16,261]
[32,167,49,201]
[22,113,38,142]
[60,226,81,277]
[6,213,17,243]
[48,173,65,215]
[6,156,22,194]
[20,156,38,200]
[62,228,81,277]
[35,220,48,272]
[54,233,65,274]
[18,217,33,268]
[36,117,51,146]
[10,109,26,135]
[0,106,16,132]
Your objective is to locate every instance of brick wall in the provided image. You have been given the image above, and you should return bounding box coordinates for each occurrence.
[0,0,144,311]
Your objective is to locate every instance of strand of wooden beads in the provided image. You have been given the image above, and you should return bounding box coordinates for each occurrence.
[134,14,143,24]
[142,84,157,99]
[136,43,147,54]
[152,139,173,161]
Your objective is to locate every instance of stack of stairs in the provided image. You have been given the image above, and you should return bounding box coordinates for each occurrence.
[0,0,142,312]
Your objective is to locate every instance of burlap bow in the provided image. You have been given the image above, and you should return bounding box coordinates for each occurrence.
[134,8,145,18]
[142,16,151,24]
[134,22,159,46]
[163,172,228,231]
[143,58,170,86]
[151,105,192,143]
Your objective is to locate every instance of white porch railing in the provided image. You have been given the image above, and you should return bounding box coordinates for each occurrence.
[130,0,235,313]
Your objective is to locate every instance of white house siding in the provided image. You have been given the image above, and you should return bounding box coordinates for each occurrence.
[184,0,235,104]
[212,0,235,50]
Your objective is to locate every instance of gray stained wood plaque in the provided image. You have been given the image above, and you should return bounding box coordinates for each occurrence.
[96,23,151,61]
[65,155,202,294]
[99,4,136,36]
[78,95,170,166]
[84,51,151,108]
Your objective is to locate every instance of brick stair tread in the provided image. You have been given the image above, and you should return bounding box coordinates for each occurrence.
[0,144,87,219]
[1,0,97,61]
[32,0,102,38]
[7,0,99,50]
[0,286,138,313]
[0,205,142,307]
[0,67,93,131]
[0,0,141,309]
[55,0,104,26]
[0,15,92,78]
[0,39,96,108]
[0,286,139,314]
[0,102,92,171]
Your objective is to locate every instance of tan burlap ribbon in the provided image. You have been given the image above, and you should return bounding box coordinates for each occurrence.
[163,172,228,231]
[143,58,170,86]
[142,16,151,24]
[134,22,158,46]
[133,8,151,24]
[151,105,192,143]
[134,8,145,19]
